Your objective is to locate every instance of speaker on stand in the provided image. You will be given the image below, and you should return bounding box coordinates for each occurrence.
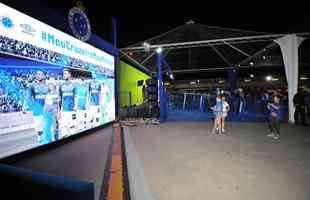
[145,78,159,118]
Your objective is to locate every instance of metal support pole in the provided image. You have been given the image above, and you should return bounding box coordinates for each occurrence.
[223,41,249,57]
[199,95,203,112]
[111,17,117,47]
[210,45,233,66]
[183,93,187,110]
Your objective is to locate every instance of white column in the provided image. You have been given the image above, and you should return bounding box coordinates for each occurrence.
[275,34,305,123]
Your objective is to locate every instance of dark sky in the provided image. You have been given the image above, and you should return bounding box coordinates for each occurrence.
[2,0,310,47]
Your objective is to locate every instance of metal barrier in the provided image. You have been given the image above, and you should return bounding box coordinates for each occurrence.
[167,92,289,122]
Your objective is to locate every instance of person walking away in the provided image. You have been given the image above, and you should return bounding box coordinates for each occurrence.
[221,95,230,133]
[293,88,308,126]
[267,95,281,140]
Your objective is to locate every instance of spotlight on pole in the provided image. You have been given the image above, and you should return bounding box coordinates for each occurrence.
[156,47,163,54]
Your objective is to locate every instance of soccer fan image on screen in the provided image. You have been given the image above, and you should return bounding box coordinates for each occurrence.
[89,79,101,127]
[29,70,49,144]
[44,82,60,143]
[76,78,89,110]
[76,78,89,130]
[89,79,101,106]
[59,69,77,138]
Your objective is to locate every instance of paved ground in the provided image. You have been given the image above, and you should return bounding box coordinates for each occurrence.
[129,122,310,200]
[7,127,113,200]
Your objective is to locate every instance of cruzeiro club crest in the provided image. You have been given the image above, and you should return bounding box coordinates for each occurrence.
[68,7,91,41]
[1,16,14,29]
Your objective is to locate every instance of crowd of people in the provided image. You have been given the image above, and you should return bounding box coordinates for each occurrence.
[207,86,309,139]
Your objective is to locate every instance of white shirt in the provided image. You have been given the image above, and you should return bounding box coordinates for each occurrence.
[223,101,230,113]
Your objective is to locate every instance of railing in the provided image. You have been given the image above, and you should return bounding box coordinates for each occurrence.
[167,92,289,122]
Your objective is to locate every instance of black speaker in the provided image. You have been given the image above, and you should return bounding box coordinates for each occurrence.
[146,79,157,86]
[137,80,144,86]
[147,94,158,101]
[146,86,157,94]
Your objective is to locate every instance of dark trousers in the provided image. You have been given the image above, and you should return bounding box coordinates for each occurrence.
[294,105,306,125]
[269,116,280,135]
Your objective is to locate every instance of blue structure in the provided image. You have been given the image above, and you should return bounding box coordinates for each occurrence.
[156,50,176,123]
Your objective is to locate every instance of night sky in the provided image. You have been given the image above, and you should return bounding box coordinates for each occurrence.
[2,0,310,48]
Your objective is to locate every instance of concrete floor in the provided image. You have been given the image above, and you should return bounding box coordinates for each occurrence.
[8,127,113,200]
[129,122,310,200]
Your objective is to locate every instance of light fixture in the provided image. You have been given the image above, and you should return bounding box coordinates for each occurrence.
[262,56,266,60]
[300,76,308,80]
[250,62,254,66]
[190,81,196,85]
[143,42,150,47]
[169,74,174,79]
[156,47,163,54]
[271,77,279,81]
[266,75,272,81]
[250,74,254,78]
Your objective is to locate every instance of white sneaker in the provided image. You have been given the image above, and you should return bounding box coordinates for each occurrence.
[222,128,225,133]
[273,135,279,140]
[267,133,274,137]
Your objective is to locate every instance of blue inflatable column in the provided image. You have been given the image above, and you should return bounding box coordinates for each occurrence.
[228,69,237,95]
[157,51,165,122]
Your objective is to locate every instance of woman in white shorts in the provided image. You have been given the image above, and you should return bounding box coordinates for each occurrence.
[221,95,230,133]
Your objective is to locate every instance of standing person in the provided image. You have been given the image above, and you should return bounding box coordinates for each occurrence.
[89,78,102,127]
[267,95,281,140]
[75,78,89,131]
[293,88,307,126]
[305,89,310,119]
[29,70,49,144]
[59,68,77,138]
[211,96,223,134]
[44,82,59,143]
[221,95,230,133]
[261,91,270,114]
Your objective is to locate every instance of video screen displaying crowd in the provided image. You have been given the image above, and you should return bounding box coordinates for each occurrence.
[0,35,114,77]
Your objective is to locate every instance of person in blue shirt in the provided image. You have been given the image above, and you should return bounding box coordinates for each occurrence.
[59,69,76,112]
[211,96,223,134]
[29,70,49,116]
[89,80,101,106]
[88,79,102,128]
[29,70,49,144]
[75,78,89,130]
[76,78,89,110]
[267,95,281,140]
[58,69,77,138]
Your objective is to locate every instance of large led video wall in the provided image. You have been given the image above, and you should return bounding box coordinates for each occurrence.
[0,3,115,159]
